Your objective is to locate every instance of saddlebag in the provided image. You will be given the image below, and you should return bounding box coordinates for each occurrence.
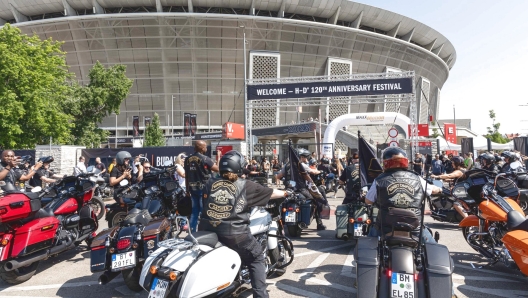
[355,237,379,298]
[90,227,118,272]
[0,193,41,223]
[300,200,312,226]
[335,204,349,239]
[12,217,59,257]
[424,243,454,298]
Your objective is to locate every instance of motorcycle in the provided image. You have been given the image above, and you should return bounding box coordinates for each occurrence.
[455,170,528,275]
[0,176,99,284]
[84,166,106,221]
[336,199,372,241]
[427,178,465,223]
[281,182,317,238]
[138,201,294,298]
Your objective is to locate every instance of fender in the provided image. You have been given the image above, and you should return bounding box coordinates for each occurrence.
[459,215,479,227]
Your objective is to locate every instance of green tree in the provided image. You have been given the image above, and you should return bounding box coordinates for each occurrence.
[485,110,509,144]
[143,113,165,147]
[0,24,74,148]
[67,62,133,147]
[430,121,440,138]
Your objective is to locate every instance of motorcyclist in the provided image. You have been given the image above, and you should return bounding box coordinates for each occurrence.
[30,156,63,188]
[199,150,288,298]
[500,151,525,174]
[338,159,361,204]
[365,147,441,241]
[318,157,336,192]
[479,152,499,173]
[109,151,144,202]
[276,148,329,230]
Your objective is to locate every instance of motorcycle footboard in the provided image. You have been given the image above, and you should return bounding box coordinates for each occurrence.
[424,243,454,298]
[267,234,294,269]
[355,237,379,298]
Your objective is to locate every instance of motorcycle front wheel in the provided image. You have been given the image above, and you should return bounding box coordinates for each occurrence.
[0,261,40,284]
[107,211,127,228]
[89,197,105,221]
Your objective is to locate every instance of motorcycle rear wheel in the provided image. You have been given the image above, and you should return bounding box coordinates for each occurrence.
[122,266,143,292]
[0,261,40,284]
[519,200,528,212]
[108,211,127,228]
[286,225,302,238]
[89,197,105,221]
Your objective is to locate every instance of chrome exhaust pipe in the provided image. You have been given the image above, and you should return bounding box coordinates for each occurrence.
[4,250,48,271]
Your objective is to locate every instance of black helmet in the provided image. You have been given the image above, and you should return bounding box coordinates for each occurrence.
[116,151,132,166]
[297,148,311,158]
[219,150,247,175]
[381,147,408,170]
[501,151,517,162]
[309,158,317,166]
[451,156,464,167]
[480,153,495,165]
[494,155,502,163]
[320,157,330,164]
[38,156,54,164]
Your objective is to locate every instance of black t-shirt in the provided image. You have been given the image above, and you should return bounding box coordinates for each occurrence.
[413,157,422,172]
[31,168,48,188]
[185,152,215,190]
[245,180,273,207]
[95,162,106,172]
[0,162,22,188]
[110,166,137,195]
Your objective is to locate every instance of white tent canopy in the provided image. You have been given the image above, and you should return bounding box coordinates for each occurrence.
[435,136,514,151]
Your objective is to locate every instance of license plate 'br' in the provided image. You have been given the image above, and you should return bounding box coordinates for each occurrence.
[111,250,136,270]
[149,277,169,298]
[391,273,414,298]
[285,211,296,222]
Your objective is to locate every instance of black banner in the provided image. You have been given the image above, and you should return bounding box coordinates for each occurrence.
[252,123,316,137]
[183,113,197,137]
[107,131,223,144]
[132,116,139,137]
[461,138,474,159]
[247,77,413,100]
[144,116,151,127]
[358,137,383,187]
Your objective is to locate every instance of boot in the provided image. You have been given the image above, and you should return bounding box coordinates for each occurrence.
[316,219,326,231]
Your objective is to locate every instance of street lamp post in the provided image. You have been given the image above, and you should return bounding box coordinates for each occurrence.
[241,25,249,158]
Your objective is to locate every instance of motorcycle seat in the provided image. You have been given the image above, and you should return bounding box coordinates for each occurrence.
[185,231,222,248]
[121,209,151,226]
[20,207,54,224]
[384,231,418,248]
[507,210,528,232]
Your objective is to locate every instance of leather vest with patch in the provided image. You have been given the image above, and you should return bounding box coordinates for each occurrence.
[345,165,361,199]
[185,152,212,191]
[200,177,249,235]
[375,170,424,233]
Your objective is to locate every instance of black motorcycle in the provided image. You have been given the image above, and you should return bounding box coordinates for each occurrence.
[281,182,317,238]
[427,178,465,223]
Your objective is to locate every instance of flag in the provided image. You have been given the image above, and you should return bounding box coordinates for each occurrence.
[358,136,383,187]
[288,143,323,199]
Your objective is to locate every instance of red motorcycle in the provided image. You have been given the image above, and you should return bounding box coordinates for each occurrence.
[0,176,99,284]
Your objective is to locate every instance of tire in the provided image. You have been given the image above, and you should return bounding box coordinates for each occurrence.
[108,211,127,228]
[122,266,143,292]
[269,247,286,277]
[519,200,528,212]
[286,225,301,238]
[462,226,484,253]
[0,261,40,284]
[89,197,105,221]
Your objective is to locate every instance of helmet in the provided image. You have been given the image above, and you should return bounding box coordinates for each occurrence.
[116,151,132,166]
[451,156,464,167]
[479,153,495,166]
[309,158,317,166]
[381,147,408,170]
[38,156,54,164]
[219,150,247,175]
[320,157,330,165]
[501,151,517,162]
[494,155,502,163]
[297,148,311,158]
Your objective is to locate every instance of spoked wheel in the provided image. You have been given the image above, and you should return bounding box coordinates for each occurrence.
[286,225,302,238]
[108,211,127,228]
[519,200,528,212]
[89,197,105,221]
[462,226,495,256]
[0,261,40,284]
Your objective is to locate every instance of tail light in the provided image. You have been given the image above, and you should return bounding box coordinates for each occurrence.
[117,238,131,250]
[357,218,363,222]
[388,269,392,277]
[415,273,419,281]
[288,207,293,211]
[91,245,105,251]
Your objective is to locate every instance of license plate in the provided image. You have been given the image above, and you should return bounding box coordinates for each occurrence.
[391,273,414,298]
[149,277,169,298]
[354,223,364,237]
[111,251,136,270]
[285,211,296,223]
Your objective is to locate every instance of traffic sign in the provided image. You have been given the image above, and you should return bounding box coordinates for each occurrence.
[388,128,399,138]
[389,141,399,147]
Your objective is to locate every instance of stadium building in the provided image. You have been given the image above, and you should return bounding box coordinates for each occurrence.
[0,0,456,148]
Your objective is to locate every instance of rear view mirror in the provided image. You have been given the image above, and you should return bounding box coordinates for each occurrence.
[86,166,94,172]
[120,180,129,187]
[288,181,296,188]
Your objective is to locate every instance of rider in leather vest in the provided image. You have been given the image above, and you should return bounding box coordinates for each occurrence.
[340,163,361,204]
[199,150,288,298]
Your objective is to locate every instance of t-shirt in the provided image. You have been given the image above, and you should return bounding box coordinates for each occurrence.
[431,159,444,175]
[31,168,48,188]
[413,157,423,172]
[0,163,22,188]
[95,162,106,172]
[245,180,273,207]
[110,166,137,195]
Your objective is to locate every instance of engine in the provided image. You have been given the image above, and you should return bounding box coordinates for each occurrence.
[57,214,80,230]
[430,196,455,210]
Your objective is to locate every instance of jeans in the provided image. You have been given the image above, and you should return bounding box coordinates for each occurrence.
[325,173,335,190]
[189,189,203,233]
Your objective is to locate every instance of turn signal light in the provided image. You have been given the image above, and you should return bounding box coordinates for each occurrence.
[349,218,355,224]
[0,207,7,215]
[366,219,372,225]
[217,282,230,291]
[149,265,158,275]
[282,208,287,213]
[0,238,9,246]
[295,208,300,213]
[132,243,138,249]
[109,247,115,253]
[169,271,178,281]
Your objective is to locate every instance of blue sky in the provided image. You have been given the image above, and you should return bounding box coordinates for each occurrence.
[361,0,528,135]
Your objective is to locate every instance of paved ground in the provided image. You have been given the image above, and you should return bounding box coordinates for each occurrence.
[0,189,527,298]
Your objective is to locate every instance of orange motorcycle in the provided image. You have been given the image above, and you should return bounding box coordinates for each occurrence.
[453,170,528,275]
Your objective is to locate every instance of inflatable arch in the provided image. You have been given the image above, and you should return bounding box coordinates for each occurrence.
[322,112,411,156]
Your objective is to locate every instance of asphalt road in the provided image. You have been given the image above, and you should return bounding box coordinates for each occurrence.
[0,189,527,298]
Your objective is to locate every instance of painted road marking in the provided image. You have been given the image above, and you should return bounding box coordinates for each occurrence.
[307,277,356,293]
[340,246,356,278]
[0,279,120,293]
[452,273,520,283]
[295,243,352,257]
[299,253,330,279]
[455,264,527,281]
[453,282,528,298]
[274,283,331,298]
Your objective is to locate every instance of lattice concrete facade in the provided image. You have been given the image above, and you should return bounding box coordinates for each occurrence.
[249,52,280,128]
[418,77,431,124]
